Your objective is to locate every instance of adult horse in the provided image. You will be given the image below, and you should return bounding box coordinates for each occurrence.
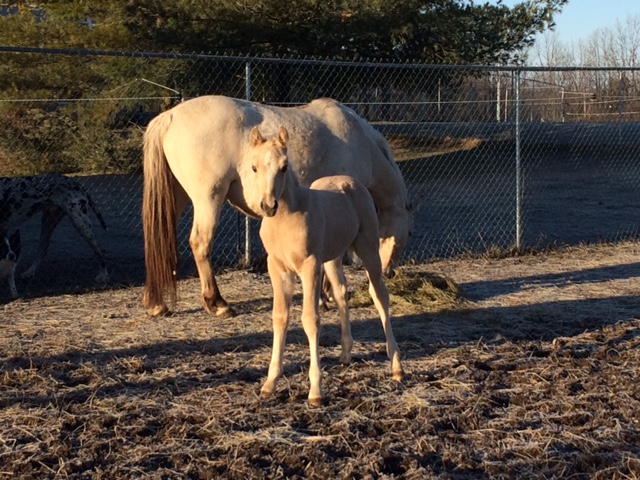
[142,95,413,317]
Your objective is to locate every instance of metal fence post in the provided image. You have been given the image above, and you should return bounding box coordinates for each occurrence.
[496,75,501,122]
[244,60,252,266]
[515,69,523,250]
[618,70,624,123]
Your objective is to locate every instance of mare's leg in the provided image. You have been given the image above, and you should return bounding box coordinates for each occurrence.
[299,258,324,406]
[21,207,64,279]
[190,191,234,317]
[323,258,353,365]
[353,236,404,382]
[261,255,295,399]
[173,182,190,223]
[319,269,332,311]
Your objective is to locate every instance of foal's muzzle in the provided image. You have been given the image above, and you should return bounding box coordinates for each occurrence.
[262,200,278,217]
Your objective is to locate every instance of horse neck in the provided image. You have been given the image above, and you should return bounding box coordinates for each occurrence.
[278,170,307,213]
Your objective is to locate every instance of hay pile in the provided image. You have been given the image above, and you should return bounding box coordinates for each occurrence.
[349,268,466,315]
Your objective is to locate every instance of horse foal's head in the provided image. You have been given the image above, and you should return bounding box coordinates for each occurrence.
[248,126,290,217]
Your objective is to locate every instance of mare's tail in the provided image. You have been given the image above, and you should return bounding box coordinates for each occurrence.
[142,110,178,309]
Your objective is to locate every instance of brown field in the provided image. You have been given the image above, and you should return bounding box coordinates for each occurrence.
[1,241,640,479]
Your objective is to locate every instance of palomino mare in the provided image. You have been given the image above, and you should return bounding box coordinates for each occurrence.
[253,126,403,406]
[143,95,413,317]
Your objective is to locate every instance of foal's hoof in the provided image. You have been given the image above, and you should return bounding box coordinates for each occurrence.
[147,304,170,317]
[392,369,404,383]
[260,388,273,400]
[308,397,323,408]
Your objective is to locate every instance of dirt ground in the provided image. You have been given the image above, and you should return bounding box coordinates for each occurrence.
[1,241,639,479]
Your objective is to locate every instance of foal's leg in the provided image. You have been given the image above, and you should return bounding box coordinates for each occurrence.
[261,256,294,399]
[323,258,353,365]
[299,258,324,407]
[189,192,234,318]
[353,237,404,382]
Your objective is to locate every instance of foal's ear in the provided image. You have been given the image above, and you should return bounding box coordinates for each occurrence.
[277,126,289,147]
[249,126,264,146]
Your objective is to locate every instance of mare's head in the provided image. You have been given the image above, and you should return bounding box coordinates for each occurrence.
[378,200,418,277]
[248,126,290,217]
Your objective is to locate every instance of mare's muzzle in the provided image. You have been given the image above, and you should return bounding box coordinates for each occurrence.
[384,265,397,278]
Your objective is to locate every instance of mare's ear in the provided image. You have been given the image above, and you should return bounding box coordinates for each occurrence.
[250,126,264,146]
[277,126,289,147]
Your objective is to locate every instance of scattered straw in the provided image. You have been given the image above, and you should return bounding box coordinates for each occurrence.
[1,242,639,478]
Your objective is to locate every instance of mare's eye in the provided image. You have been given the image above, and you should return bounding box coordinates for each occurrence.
[252,165,257,173]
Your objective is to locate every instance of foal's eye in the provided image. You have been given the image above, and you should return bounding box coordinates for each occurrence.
[252,165,257,173]
[281,164,288,172]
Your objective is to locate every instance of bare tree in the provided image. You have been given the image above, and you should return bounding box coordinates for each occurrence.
[526,13,640,122]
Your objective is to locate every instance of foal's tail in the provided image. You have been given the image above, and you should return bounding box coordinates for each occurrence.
[142,110,178,310]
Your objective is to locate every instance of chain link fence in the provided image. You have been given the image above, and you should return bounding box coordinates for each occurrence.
[1,47,639,296]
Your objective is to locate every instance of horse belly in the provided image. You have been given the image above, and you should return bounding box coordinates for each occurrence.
[319,206,359,262]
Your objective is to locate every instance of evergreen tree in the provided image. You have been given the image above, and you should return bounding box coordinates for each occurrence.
[0,1,567,174]
[122,0,567,64]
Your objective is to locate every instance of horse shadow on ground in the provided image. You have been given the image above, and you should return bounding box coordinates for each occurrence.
[2,260,639,408]
[459,261,640,302]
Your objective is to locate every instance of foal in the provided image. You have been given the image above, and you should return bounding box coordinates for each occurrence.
[251,126,404,407]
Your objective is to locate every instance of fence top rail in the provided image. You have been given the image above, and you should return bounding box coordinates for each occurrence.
[2,45,640,73]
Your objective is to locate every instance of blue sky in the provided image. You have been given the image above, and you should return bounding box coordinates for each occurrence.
[489,0,640,43]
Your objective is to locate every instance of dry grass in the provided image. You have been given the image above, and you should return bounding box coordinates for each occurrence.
[388,134,483,162]
[1,242,640,478]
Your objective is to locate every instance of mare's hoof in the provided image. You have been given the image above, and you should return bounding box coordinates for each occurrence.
[216,305,236,318]
[308,397,323,408]
[202,298,236,318]
[339,355,352,366]
[147,304,170,317]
